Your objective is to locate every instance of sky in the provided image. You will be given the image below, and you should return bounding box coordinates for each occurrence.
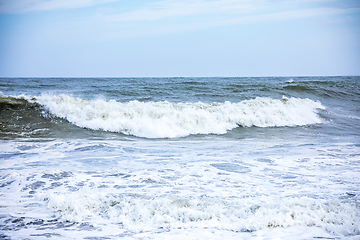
[0,0,359,77]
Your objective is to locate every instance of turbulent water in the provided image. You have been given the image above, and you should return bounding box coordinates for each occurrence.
[0,77,359,239]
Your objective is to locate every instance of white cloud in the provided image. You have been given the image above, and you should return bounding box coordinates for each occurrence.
[89,4,357,42]
[105,0,359,24]
[0,0,118,13]
[106,0,263,22]
[231,7,359,23]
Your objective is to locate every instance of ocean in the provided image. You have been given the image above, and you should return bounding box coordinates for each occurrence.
[0,76,359,239]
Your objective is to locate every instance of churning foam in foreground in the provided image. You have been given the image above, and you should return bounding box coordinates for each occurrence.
[46,193,360,236]
[36,95,325,138]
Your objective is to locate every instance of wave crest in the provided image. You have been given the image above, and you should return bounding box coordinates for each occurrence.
[36,95,325,138]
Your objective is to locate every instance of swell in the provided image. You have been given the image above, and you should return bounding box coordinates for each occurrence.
[282,79,360,100]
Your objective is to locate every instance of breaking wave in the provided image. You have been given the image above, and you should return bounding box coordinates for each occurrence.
[35,94,325,138]
[1,94,326,138]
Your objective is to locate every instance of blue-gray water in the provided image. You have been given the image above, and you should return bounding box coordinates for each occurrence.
[0,77,359,239]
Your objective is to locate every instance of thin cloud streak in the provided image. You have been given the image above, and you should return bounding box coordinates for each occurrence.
[103,5,359,38]
[104,0,359,24]
[0,0,118,13]
[106,0,265,22]
[91,6,359,41]
[224,7,360,25]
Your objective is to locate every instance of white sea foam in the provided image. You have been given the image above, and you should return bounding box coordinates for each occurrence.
[47,192,360,236]
[35,95,325,138]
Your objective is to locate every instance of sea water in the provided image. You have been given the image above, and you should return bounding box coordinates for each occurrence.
[0,77,359,239]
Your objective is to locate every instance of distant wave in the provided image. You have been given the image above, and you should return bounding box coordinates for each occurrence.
[31,94,325,138]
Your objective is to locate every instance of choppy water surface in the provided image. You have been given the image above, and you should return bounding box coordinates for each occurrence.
[0,77,359,239]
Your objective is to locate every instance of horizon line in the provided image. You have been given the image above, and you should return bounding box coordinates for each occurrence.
[1,75,359,78]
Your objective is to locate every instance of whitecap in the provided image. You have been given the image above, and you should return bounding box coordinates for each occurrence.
[47,193,360,236]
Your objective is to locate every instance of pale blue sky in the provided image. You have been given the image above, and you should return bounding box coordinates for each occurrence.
[0,0,359,77]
